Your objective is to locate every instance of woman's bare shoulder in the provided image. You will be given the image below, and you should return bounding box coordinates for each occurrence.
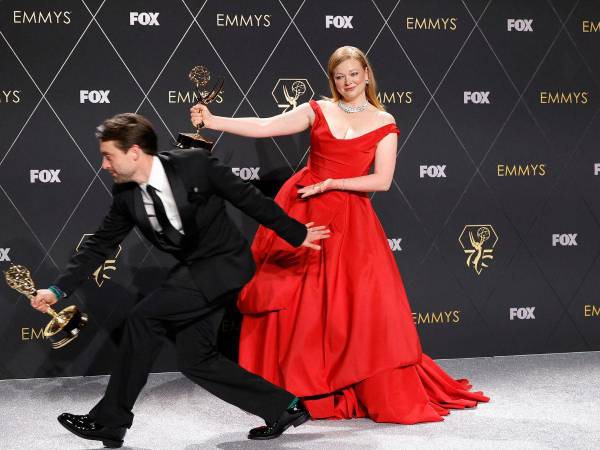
[375,109,396,126]
[316,98,334,109]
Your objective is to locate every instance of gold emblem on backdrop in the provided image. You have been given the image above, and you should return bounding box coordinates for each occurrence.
[272,78,314,113]
[459,225,498,275]
[76,234,122,287]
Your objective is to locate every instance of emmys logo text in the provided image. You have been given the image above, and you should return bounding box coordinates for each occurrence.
[216,14,272,27]
[168,90,224,104]
[1,90,21,103]
[507,19,533,32]
[413,310,461,325]
[377,91,413,104]
[406,17,457,31]
[13,11,71,24]
[582,21,600,32]
[464,91,490,104]
[552,234,578,247]
[497,164,546,176]
[231,167,260,181]
[509,307,535,320]
[21,327,46,341]
[496,163,547,177]
[0,248,11,262]
[30,169,61,183]
[420,165,446,178]
[539,92,589,104]
[387,238,402,252]
[584,305,600,317]
[129,12,160,26]
[325,15,353,29]
[80,90,110,104]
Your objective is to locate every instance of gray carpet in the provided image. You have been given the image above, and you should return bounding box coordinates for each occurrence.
[1,352,599,450]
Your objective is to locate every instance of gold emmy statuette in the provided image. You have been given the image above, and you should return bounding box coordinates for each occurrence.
[4,265,88,349]
[177,65,224,151]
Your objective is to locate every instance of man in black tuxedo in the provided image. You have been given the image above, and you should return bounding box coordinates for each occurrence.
[31,113,329,448]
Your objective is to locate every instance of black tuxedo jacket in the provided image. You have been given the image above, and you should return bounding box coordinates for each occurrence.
[55,149,307,301]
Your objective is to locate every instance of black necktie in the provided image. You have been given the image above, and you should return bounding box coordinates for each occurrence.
[146,185,182,246]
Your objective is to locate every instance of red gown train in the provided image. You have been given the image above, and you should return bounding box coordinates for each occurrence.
[237,100,489,423]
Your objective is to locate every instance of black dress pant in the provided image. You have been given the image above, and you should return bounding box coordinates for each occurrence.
[88,265,294,428]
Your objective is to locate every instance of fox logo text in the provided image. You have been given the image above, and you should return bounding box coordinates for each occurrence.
[420,165,446,178]
[80,90,110,104]
[130,12,160,26]
[464,91,490,104]
[552,234,577,247]
[0,248,10,262]
[388,238,402,252]
[232,167,260,181]
[325,15,353,29]
[510,307,535,320]
[30,169,61,183]
[507,19,533,32]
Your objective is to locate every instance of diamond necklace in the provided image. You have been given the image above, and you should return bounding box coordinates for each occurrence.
[337,99,369,113]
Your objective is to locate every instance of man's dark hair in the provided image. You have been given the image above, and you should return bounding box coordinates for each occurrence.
[95,113,158,155]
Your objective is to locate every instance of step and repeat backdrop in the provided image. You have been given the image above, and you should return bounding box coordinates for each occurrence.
[1,0,599,379]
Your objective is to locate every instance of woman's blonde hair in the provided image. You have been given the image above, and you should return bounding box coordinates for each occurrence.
[326,46,384,111]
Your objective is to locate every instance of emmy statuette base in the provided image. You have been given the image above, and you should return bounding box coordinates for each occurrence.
[176,132,214,151]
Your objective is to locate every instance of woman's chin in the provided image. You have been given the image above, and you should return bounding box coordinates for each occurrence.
[340,91,363,103]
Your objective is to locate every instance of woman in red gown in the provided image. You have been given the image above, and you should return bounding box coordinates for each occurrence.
[190,46,489,424]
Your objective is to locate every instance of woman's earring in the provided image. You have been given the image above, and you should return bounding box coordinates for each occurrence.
[366,79,370,85]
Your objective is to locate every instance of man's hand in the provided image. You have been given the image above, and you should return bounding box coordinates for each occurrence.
[301,222,331,250]
[30,289,58,313]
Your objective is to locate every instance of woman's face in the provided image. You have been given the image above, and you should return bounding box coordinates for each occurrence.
[332,58,368,102]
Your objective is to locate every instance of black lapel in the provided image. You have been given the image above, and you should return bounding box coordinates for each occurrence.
[159,153,195,235]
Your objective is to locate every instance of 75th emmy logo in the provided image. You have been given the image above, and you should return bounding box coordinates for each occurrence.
[272,78,314,113]
[177,65,224,150]
[4,265,88,349]
[459,225,499,275]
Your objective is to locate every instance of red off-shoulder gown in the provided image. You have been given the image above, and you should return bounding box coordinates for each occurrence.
[237,100,489,423]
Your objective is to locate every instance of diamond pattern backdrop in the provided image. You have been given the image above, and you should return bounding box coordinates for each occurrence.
[1,0,599,379]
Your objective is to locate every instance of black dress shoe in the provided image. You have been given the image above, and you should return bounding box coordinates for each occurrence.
[57,412,126,448]
[248,400,310,440]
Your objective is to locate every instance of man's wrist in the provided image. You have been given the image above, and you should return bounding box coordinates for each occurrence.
[48,285,66,301]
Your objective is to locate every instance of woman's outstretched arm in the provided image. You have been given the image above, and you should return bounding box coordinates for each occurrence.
[190,102,313,138]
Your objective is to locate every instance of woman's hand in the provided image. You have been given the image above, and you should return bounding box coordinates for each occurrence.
[297,178,335,198]
[190,103,214,129]
[301,222,331,250]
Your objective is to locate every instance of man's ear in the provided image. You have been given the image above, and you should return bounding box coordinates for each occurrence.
[129,144,142,160]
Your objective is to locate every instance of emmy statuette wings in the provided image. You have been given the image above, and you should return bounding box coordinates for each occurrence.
[3,264,88,349]
[176,65,224,151]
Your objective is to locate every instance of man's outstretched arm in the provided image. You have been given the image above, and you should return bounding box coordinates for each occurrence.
[205,154,329,249]
[31,189,134,312]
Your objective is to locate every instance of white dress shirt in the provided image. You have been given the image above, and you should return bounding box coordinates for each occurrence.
[138,156,184,234]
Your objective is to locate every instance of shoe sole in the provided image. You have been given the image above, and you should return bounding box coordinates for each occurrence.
[58,419,123,448]
[248,412,310,440]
